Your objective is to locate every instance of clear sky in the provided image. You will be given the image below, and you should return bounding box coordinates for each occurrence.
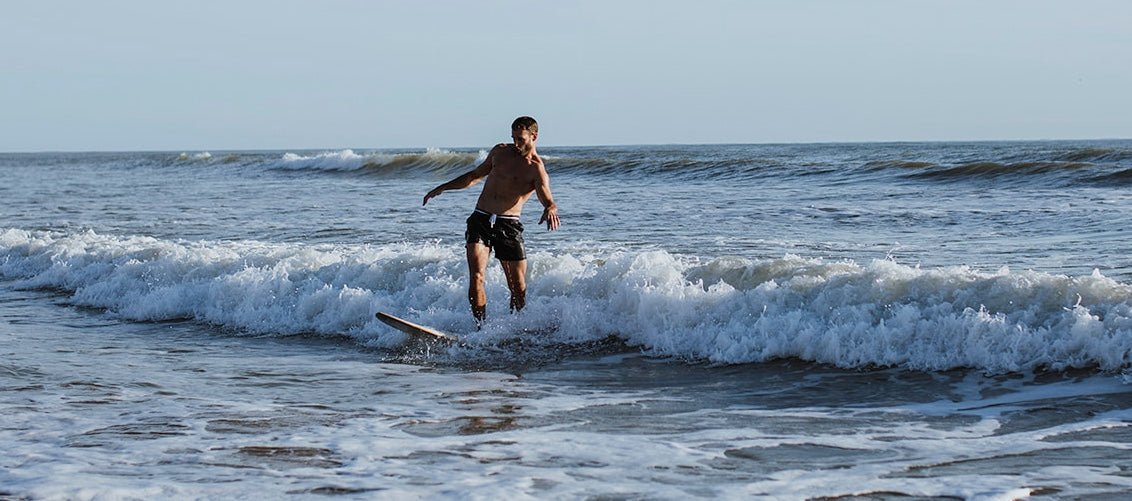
[2,0,1130,151]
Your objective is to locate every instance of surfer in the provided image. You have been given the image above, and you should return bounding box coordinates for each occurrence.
[422,116,560,325]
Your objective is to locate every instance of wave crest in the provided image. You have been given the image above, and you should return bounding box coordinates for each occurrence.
[1055,147,1132,163]
[276,148,485,175]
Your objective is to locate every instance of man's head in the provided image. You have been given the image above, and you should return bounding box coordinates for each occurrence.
[511,116,538,154]
[512,116,538,135]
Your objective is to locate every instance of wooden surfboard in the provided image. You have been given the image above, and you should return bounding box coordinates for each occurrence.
[376,312,457,342]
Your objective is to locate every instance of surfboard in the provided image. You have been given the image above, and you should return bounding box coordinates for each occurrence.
[375,312,457,342]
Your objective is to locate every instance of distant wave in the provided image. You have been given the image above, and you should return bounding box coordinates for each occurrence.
[152,143,1132,186]
[177,151,212,161]
[274,148,486,176]
[1088,167,1132,185]
[269,151,768,179]
[167,148,488,176]
[1054,147,1132,163]
[174,151,246,165]
[3,228,1130,374]
[863,160,937,170]
[903,161,1093,179]
[265,149,784,181]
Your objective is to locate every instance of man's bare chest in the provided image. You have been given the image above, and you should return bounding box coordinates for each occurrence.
[489,158,537,187]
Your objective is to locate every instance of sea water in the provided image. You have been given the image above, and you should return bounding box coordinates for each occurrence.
[2,142,1131,499]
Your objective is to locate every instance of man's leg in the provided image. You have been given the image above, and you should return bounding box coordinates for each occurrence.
[499,259,527,313]
[467,243,491,325]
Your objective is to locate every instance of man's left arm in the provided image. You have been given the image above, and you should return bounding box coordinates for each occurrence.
[534,164,560,231]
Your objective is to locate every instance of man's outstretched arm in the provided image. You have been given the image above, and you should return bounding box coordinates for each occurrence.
[422,148,497,205]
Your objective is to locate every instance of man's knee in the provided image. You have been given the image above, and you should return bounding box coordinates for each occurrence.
[469,270,486,284]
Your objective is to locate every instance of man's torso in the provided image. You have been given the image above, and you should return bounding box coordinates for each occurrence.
[475,144,541,216]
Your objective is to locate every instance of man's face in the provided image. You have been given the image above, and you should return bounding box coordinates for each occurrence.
[512,128,536,152]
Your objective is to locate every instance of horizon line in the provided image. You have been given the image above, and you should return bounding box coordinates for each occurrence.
[3,136,1131,155]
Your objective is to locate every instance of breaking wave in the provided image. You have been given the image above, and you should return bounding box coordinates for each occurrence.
[3,228,1130,373]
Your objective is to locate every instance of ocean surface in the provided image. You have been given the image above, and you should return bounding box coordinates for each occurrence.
[2,141,1132,499]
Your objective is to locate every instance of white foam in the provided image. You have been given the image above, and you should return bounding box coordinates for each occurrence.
[2,228,1131,372]
[2,291,1131,499]
[176,151,213,161]
[279,149,369,171]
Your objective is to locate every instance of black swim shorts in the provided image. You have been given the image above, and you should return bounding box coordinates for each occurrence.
[466,209,526,261]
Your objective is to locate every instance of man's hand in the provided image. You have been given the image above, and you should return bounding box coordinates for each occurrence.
[423,186,443,206]
[539,206,560,231]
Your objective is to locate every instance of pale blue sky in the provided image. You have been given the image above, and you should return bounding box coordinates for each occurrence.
[2,0,1129,151]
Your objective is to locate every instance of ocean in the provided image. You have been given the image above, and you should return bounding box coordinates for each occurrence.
[2,141,1132,499]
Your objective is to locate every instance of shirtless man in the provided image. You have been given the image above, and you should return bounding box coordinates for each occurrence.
[422,116,560,325]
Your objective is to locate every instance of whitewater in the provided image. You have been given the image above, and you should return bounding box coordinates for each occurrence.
[2,141,1132,499]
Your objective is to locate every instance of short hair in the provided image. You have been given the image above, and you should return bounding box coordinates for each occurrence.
[512,116,538,134]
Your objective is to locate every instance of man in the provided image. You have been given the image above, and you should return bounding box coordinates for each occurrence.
[422,116,560,325]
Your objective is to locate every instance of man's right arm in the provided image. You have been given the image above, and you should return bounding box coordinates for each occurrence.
[422,146,499,206]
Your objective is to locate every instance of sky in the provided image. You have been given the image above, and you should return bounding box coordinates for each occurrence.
[2,0,1130,151]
